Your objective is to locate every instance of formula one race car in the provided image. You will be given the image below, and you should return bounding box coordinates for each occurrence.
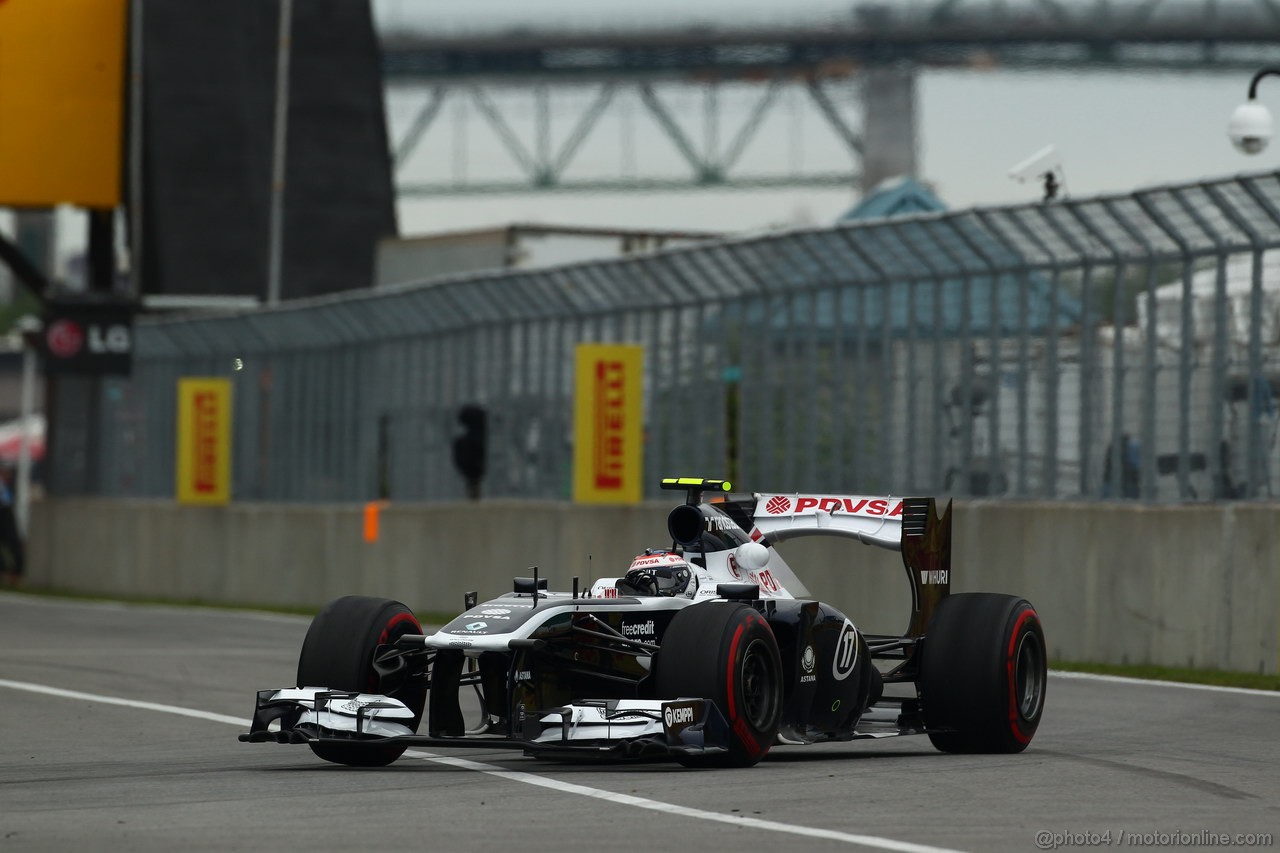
[240,478,1047,768]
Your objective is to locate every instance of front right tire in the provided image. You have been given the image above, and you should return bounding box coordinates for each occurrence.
[654,602,782,767]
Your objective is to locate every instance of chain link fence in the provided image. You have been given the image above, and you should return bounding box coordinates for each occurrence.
[52,171,1280,503]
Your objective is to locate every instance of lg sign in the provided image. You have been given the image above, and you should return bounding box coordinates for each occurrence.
[41,304,135,376]
[46,319,131,358]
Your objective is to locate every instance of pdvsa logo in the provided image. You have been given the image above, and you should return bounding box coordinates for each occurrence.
[727,553,742,579]
[765,496,790,515]
[794,497,903,517]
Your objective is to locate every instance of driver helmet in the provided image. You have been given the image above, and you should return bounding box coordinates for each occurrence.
[616,550,693,597]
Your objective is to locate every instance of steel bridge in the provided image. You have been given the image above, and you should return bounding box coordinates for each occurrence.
[381,0,1280,196]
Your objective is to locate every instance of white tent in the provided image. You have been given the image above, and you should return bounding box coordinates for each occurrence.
[0,414,45,463]
[1138,251,1280,349]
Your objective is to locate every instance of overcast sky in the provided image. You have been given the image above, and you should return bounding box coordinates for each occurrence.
[376,0,1276,236]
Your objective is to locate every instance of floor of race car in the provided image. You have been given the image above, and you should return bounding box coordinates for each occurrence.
[0,594,1276,853]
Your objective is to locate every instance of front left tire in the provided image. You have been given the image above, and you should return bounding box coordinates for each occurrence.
[296,595,426,766]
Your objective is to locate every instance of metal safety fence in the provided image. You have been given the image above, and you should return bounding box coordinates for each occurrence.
[53,170,1280,503]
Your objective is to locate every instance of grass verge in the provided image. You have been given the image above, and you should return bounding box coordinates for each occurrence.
[1052,660,1280,692]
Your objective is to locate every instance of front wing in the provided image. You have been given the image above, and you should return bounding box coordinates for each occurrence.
[238,688,732,761]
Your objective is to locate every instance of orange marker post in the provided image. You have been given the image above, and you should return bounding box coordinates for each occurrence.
[363,501,388,544]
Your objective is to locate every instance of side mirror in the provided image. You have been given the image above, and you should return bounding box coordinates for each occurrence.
[734,541,770,573]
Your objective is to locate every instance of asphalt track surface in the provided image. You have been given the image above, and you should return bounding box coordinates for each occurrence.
[0,594,1276,853]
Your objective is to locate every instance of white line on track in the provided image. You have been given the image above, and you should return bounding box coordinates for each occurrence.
[6,671,1273,850]
[1049,670,1280,698]
[405,749,960,852]
[0,592,308,624]
[0,676,962,853]
[0,678,247,726]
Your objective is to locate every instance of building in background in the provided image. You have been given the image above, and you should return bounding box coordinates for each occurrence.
[376,224,723,288]
[140,0,395,302]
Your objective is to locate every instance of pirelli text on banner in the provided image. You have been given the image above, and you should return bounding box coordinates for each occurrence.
[176,378,232,505]
[573,344,643,504]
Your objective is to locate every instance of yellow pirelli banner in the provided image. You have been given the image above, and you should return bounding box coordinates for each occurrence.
[0,0,128,207]
[574,344,643,504]
[176,378,232,505]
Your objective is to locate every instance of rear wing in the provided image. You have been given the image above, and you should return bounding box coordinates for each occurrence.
[750,494,906,550]
[750,493,952,638]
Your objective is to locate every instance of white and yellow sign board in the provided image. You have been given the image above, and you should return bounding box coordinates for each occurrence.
[176,378,232,505]
[0,0,128,207]
[573,344,643,504]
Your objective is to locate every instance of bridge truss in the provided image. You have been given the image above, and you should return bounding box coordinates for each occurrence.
[382,0,1280,196]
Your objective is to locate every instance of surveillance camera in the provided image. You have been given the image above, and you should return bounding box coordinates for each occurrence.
[1228,100,1273,155]
[1008,145,1061,182]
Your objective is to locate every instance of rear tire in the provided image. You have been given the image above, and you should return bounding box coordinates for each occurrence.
[654,602,782,767]
[296,595,426,766]
[919,593,1046,754]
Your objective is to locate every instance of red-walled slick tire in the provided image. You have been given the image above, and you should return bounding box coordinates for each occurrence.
[655,602,782,767]
[920,593,1046,754]
[296,595,426,766]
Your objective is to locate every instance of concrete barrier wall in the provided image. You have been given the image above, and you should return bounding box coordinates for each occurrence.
[28,499,1280,674]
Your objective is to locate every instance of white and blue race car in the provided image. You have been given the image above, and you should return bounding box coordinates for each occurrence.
[241,478,1046,767]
